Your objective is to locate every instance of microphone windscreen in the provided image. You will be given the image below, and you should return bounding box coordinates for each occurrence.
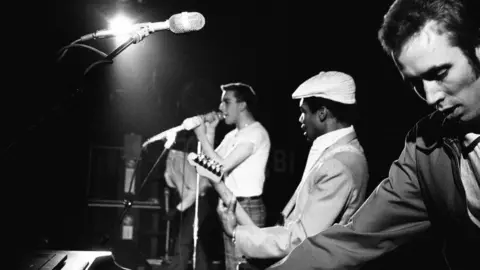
[169,12,205,33]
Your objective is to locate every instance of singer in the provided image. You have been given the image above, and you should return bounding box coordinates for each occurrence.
[190,82,271,270]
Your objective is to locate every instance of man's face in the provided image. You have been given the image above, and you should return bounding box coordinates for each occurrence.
[298,99,323,141]
[396,21,480,126]
[219,91,242,125]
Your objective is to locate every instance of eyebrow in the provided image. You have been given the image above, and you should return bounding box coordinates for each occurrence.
[422,64,452,80]
[404,63,452,80]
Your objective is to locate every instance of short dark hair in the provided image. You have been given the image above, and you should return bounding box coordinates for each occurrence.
[378,0,480,74]
[221,82,258,114]
[303,97,358,125]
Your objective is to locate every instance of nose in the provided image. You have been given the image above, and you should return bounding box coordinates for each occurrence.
[219,102,225,112]
[423,80,445,107]
[298,113,304,123]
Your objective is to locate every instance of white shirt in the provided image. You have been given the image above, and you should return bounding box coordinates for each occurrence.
[215,121,271,197]
[460,133,480,228]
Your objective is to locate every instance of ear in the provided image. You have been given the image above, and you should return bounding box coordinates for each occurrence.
[316,107,328,122]
[238,101,247,112]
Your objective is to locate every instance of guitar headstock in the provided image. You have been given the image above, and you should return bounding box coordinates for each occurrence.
[187,153,224,183]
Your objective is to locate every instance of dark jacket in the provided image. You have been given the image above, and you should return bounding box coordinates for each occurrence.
[267,111,480,270]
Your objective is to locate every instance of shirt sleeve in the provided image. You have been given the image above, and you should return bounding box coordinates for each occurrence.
[234,158,354,259]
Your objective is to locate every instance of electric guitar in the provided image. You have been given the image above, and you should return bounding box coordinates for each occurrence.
[187,153,278,268]
[187,152,255,226]
[187,152,224,183]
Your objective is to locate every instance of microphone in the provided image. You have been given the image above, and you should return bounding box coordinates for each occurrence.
[80,12,205,41]
[142,112,224,147]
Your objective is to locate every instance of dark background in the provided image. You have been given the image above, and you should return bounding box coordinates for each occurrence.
[6,0,439,268]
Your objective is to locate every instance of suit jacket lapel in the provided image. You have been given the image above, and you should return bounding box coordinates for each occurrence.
[281,130,358,220]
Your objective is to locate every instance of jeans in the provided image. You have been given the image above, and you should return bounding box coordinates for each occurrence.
[223,197,266,270]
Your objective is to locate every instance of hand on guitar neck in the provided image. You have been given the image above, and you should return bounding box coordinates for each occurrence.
[187,153,255,226]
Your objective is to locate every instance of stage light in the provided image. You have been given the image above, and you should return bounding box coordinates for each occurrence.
[108,13,135,45]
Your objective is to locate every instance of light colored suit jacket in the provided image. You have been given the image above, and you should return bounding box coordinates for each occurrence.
[234,130,369,259]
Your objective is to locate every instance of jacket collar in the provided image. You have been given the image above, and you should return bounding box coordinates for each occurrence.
[411,111,465,153]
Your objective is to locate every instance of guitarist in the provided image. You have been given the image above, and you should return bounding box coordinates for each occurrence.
[189,82,272,270]
[216,71,370,269]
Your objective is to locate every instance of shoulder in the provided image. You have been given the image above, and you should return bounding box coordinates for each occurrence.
[405,110,454,151]
[250,121,269,134]
[244,122,271,142]
[329,138,366,161]
[224,129,237,139]
[330,146,367,172]
[321,139,368,178]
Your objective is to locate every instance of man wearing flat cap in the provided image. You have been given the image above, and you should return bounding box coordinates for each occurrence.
[216,71,370,265]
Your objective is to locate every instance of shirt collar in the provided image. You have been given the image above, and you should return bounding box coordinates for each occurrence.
[463,133,480,154]
[310,125,355,154]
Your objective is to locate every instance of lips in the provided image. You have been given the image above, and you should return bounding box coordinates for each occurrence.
[441,106,459,119]
[440,106,457,116]
[301,124,307,136]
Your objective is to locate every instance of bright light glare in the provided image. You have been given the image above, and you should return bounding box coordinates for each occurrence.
[108,14,135,44]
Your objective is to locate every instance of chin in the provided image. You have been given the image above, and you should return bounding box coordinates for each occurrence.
[460,111,480,128]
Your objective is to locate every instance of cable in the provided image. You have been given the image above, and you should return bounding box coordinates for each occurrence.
[57,41,108,63]
[56,39,81,62]
[84,59,114,76]
[137,147,169,195]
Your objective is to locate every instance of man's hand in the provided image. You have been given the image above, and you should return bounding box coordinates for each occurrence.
[217,196,238,237]
[203,111,221,131]
[193,112,221,139]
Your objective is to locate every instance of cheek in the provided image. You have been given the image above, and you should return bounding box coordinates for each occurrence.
[305,118,314,131]
[444,62,478,97]
[448,69,480,121]
[463,77,480,111]
[224,105,232,113]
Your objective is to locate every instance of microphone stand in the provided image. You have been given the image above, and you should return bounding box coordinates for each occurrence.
[98,132,176,270]
[192,142,202,270]
[7,26,171,268]
[84,27,151,76]
[113,134,174,241]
